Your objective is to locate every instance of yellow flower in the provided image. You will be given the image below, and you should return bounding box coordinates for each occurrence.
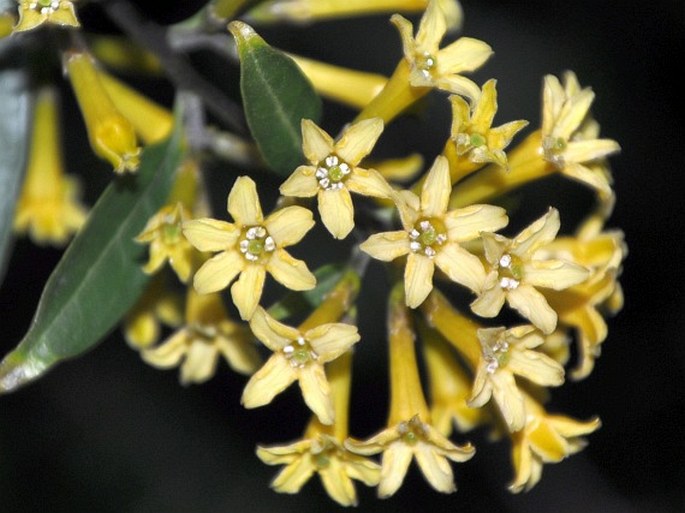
[471,208,589,334]
[509,393,601,493]
[183,176,316,320]
[13,0,79,33]
[242,307,360,425]
[280,118,392,239]
[123,274,183,349]
[14,87,87,246]
[448,80,528,173]
[541,72,620,198]
[345,285,474,497]
[141,288,260,385]
[65,51,141,174]
[135,202,195,283]
[361,155,508,308]
[391,0,492,101]
[256,353,381,506]
[469,325,564,432]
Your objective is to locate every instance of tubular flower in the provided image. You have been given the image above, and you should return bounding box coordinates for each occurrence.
[469,325,564,432]
[361,155,508,308]
[509,393,601,493]
[241,307,360,425]
[448,80,528,174]
[14,87,87,246]
[256,353,381,506]
[390,0,492,101]
[183,176,316,320]
[345,286,474,497]
[541,72,620,199]
[135,202,195,283]
[13,0,79,33]
[141,288,261,385]
[280,118,393,239]
[471,208,589,334]
[65,51,141,174]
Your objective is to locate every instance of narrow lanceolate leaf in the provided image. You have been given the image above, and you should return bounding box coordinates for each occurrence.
[229,21,321,176]
[0,68,31,284]
[0,120,185,394]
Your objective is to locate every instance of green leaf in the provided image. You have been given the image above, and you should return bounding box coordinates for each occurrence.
[0,68,31,284]
[0,119,185,394]
[229,21,321,176]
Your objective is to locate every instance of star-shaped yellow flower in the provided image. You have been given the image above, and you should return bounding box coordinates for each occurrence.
[361,155,508,308]
[241,307,360,425]
[391,0,492,101]
[471,207,589,334]
[280,118,393,239]
[183,176,316,320]
[13,0,79,33]
[469,325,564,432]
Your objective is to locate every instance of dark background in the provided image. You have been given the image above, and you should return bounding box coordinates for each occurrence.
[1,1,683,512]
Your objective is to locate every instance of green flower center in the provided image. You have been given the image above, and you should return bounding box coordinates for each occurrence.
[316,155,351,191]
[162,222,182,244]
[483,335,511,373]
[414,51,437,78]
[239,225,275,263]
[542,135,568,167]
[470,133,486,147]
[409,218,447,258]
[497,253,523,290]
[397,415,428,446]
[283,336,319,368]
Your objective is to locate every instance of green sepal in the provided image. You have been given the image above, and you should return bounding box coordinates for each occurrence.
[0,114,186,394]
[229,21,321,176]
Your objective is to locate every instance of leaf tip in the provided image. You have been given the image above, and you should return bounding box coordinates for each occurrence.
[228,21,264,52]
[0,354,43,394]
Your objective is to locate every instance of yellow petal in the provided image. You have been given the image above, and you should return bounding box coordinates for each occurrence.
[335,118,384,165]
[435,243,486,293]
[264,206,314,247]
[563,139,620,164]
[227,176,263,226]
[301,118,334,163]
[319,460,358,507]
[512,208,560,258]
[270,456,316,494]
[359,231,409,261]
[242,354,297,408]
[306,323,360,361]
[183,218,239,252]
[435,74,482,103]
[414,443,455,493]
[319,188,354,239]
[215,334,261,375]
[524,260,589,290]
[471,79,498,131]
[405,253,435,308]
[250,306,300,351]
[141,330,188,368]
[416,0,446,51]
[443,204,508,242]
[193,250,244,294]
[438,37,492,74]
[420,155,450,217]
[180,341,219,385]
[489,371,526,432]
[508,350,565,387]
[299,364,334,424]
[378,442,413,498]
[267,249,316,291]
[231,264,266,320]
[279,165,319,198]
[346,167,393,198]
[390,14,416,63]
[507,285,558,334]
[470,277,506,318]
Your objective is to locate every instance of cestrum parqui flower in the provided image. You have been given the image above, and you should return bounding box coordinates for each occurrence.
[471,207,589,334]
[391,0,492,101]
[183,176,316,320]
[280,118,393,239]
[13,0,79,33]
[361,155,508,308]
[241,307,360,425]
[469,326,564,432]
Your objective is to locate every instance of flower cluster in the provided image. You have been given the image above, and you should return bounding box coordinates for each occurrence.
[1,0,626,507]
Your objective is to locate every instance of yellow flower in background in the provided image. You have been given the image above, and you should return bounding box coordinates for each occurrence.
[280,118,393,239]
[183,176,316,320]
[449,80,528,171]
[509,393,601,493]
[135,202,195,283]
[242,307,360,425]
[391,0,492,101]
[14,87,87,246]
[361,155,508,308]
[13,0,79,33]
[471,208,589,334]
[141,288,260,385]
[469,325,564,432]
[65,51,141,174]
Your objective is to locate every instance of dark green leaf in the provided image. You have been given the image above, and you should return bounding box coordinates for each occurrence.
[0,68,31,284]
[0,119,185,394]
[230,21,321,176]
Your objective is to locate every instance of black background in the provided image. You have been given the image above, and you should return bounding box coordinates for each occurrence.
[1,1,683,512]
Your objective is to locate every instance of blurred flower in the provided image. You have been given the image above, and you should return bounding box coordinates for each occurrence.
[13,0,79,33]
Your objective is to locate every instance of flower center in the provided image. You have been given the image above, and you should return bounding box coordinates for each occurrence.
[542,135,567,167]
[409,218,447,258]
[397,415,428,446]
[30,0,59,13]
[283,336,319,368]
[161,219,182,244]
[414,51,437,79]
[482,335,511,373]
[239,225,275,263]
[497,253,523,290]
[311,437,338,469]
[316,155,351,191]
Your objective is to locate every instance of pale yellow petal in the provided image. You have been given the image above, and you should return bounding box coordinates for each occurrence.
[508,350,565,387]
[470,277,506,318]
[378,442,413,498]
[416,0,446,51]
[524,259,589,290]
[180,341,219,385]
[512,208,560,258]
[241,354,296,408]
[141,330,188,368]
[563,139,620,164]
[507,285,557,335]
[271,457,316,494]
[193,250,244,294]
[227,176,263,226]
[436,74,482,103]
[215,334,261,375]
[264,206,314,247]
[249,306,300,351]
[279,165,319,198]
[435,243,486,293]
[344,428,399,456]
[438,37,493,74]
[359,231,409,261]
[444,204,508,242]
[562,162,613,197]
[421,155,450,217]
[345,456,382,486]
[542,75,565,136]
[472,79,498,131]
[306,323,360,362]
[547,415,601,438]
[257,440,312,465]
[231,264,266,320]
[335,118,384,165]
[346,167,393,199]
[299,364,334,425]
[414,443,455,493]
[267,249,316,291]
[390,14,416,62]
[319,188,355,239]
[553,89,594,140]
[405,253,435,308]
[319,460,358,507]
[489,371,526,432]
[301,119,335,164]
[182,218,239,252]
[481,232,508,265]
